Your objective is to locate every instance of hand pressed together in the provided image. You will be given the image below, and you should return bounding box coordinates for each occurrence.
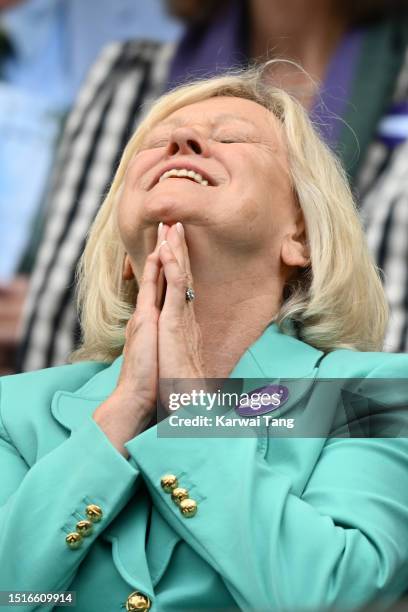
[93,222,205,457]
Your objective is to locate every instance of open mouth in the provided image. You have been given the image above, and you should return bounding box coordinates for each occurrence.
[156,167,213,187]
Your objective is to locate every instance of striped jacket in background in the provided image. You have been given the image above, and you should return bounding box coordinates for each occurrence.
[18,30,408,370]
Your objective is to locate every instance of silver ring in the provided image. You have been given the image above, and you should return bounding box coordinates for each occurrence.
[185,287,195,302]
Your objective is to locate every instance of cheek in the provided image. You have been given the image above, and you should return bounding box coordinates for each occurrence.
[126,149,161,191]
[116,189,143,251]
[238,194,262,225]
[229,162,293,233]
[256,160,293,222]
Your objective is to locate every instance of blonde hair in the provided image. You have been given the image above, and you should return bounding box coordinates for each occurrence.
[72,62,388,362]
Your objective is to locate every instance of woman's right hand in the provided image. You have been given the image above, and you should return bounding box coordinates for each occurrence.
[92,223,168,458]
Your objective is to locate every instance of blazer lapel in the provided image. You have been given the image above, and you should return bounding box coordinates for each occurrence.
[229,320,323,378]
[50,357,181,593]
[189,321,324,439]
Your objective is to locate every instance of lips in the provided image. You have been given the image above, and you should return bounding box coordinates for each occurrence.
[149,162,215,189]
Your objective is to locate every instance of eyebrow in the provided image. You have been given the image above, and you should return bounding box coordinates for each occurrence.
[156,113,256,130]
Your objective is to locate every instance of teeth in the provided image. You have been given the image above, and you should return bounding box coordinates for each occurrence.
[158,168,209,185]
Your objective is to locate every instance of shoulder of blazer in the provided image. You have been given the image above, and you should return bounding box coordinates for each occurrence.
[0,361,107,443]
[317,347,408,379]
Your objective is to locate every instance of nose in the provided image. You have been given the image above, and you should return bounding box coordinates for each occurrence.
[166,126,209,157]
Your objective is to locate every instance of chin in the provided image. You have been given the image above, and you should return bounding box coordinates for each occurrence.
[141,190,208,224]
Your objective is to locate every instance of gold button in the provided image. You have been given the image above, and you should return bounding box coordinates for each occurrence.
[65,532,82,549]
[171,487,189,505]
[76,519,93,537]
[85,504,103,522]
[179,498,198,518]
[125,591,151,611]
[160,474,178,493]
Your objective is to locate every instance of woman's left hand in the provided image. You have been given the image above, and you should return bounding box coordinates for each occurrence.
[157,222,204,379]
[157,223,206,408]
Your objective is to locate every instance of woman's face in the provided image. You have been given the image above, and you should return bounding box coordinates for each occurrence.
[118,95,306,274]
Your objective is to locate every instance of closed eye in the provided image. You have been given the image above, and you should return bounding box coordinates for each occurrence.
[213,134,254,144]
[145,139,168,149]
[141,133,171,149]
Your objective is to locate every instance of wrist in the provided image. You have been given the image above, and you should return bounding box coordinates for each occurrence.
[93,392,153,445]
[109,386,155,421]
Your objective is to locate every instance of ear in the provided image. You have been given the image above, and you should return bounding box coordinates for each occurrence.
[280,214,310,269]
[122,254,135,281]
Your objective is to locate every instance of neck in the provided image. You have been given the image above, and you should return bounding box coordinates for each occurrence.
[186,238,284,378]
[249,0,348,109]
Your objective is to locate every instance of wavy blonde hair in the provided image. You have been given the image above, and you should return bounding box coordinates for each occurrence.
[72,63,388,362]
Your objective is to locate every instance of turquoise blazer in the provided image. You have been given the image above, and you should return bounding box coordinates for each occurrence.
[1,323,408,612]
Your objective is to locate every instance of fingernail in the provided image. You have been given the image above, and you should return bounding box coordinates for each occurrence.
[158,222,163,236]
[176,222,184,236]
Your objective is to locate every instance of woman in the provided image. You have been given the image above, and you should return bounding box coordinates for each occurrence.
[1,65,408,612]
[16,0,408,376]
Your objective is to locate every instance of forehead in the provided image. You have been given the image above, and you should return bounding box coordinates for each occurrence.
[153,96,281,136]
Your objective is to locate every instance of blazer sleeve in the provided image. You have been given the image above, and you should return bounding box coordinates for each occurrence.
[0,379,139,605]
[124,358,408,611]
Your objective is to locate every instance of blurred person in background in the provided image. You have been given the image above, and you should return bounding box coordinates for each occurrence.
[9,0,408,374]
[0,0,181,373]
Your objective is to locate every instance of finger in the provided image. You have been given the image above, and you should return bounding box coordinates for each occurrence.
[136,223,169,311]
[158,239,191,316]
[165,224,186,271]
[166,222,193,286]
[175,222,193,284]
[155,221,170,248]
[155,223,169,310]
[136,253,160,311]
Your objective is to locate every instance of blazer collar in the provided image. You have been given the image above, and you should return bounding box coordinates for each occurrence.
[51,321,324,432]
[50,321,324,591]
